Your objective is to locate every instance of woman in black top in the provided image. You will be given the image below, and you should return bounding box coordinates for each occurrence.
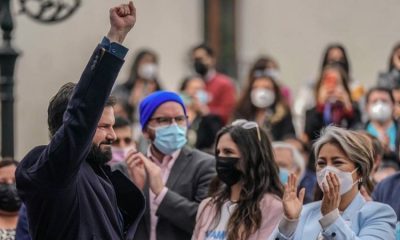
[233,66,295,141]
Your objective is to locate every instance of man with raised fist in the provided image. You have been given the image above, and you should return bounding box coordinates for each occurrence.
[15,2,145,239]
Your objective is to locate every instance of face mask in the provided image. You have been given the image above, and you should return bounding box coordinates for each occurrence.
[138,63,158,80]
[194,60,208,76]
[316,166,359,195]
[216,156,242,186]
[195,90,209,105]
[0,183,21,212]
[369,101,393,122]
[151,124,187,155]
[109,147,132,165]
[279,167,289,185]
[180,93,192,106]
[250,88,275,108]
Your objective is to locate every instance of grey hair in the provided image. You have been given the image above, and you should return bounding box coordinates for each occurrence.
[313,126,374,187]
[272,142,306,180]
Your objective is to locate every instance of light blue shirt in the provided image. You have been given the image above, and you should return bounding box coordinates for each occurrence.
[270,193,397,240]
[366,122,397,152]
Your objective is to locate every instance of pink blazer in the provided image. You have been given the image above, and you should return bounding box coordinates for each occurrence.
[192,193,283,240]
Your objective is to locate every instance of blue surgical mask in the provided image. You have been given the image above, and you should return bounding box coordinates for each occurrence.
[279,167,289,185]
[151,124,187,155]
[196,90,209,104]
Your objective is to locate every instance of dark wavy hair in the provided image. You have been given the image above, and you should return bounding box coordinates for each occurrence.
[314,63,353,104]
[321,43,351,76]
[388,42,400,71]
[206,123,283,240]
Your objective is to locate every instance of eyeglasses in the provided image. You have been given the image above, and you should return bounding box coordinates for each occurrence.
[149,115,188,127]
[231,119,261,142]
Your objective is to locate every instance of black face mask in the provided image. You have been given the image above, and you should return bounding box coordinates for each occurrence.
[216,156,242,186]
[0,183,21,212]
[193,59,208,76]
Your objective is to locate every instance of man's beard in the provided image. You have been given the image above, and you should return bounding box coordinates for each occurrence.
[87,143,112,166]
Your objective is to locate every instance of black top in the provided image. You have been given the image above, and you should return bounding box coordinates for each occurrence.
[304,104,362,143]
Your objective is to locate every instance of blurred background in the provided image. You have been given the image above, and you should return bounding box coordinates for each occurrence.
[2,0,400,159]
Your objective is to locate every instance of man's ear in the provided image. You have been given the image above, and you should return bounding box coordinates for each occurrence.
[142,127,150,140]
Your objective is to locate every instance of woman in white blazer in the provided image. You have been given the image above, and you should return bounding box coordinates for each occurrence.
[270,126,397,240]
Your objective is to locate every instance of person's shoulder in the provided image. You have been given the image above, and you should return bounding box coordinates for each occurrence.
[360,201,397,221]
[18,145,47,168]
[377,172,400,187]
[200,197,213,207]
[183,146,214,162]
[214,72,235,86]
[259,193,283,211]
[374,172,400,198]
[197,197,215,215]
[16,145,47,182]
[260,193,282,205]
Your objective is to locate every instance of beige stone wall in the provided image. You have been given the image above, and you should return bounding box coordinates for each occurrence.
[13,0,202,158]
[10,0,400,159]
[237,0,400,90]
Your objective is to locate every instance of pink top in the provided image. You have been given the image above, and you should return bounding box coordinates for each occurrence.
[147,149,181,240]
[192,193,283,240]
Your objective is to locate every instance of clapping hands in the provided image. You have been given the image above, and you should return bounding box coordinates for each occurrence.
[126,151,165,195]
[282,174,305,220]
[320,172,341,216]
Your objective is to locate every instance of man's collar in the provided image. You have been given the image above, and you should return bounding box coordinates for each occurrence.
[147,145,181,164]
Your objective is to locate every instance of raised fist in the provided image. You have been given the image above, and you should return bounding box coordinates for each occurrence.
[107,1,136,44]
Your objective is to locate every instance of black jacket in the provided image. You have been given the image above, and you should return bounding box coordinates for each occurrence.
[16,45,145,240]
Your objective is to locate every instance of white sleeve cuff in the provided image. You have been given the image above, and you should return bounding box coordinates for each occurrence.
[278,215,299,238]
[319,208,340,230]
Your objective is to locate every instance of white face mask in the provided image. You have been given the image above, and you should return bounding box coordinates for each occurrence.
[368,101,393,122]
[250,88,275,108]
[195,90,209,105]
[138,63,158,80]
[316,166,359,195]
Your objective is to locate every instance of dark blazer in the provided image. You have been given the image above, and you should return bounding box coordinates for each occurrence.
[133,146,216,240]
[15,45,145,240]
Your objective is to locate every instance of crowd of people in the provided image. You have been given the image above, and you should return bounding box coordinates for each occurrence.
[0,1,399,240]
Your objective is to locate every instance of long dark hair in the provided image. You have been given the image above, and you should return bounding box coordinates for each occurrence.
[207,123,283,240]
[321,43,351,77]
[388,42,400,71]
[123,49,162,90]
[314,63,353,104]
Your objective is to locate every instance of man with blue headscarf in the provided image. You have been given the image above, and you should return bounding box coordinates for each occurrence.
[126,91,216,240]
